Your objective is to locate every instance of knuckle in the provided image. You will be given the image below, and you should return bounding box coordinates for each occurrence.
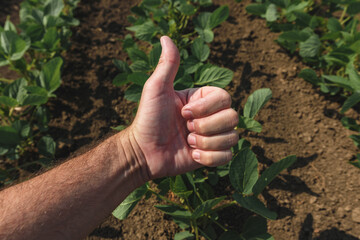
[224,150,233,163]
[199,136,208,149]
[228,110,239,127]
[220,91,232,107]
[197,98,207,115]
[227,131,239,147]
[196,120,206,134]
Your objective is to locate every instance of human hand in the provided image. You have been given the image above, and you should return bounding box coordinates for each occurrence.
[129,36,238,180]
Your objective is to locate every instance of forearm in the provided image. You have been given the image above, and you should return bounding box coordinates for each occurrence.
[0,128,148,240]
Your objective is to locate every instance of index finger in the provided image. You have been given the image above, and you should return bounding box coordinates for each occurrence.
[181,87,232,119]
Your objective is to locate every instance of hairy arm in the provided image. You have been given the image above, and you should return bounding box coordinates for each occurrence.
[0,128,148,240]
[0,36,238,240]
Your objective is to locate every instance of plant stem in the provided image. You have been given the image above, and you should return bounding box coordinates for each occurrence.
[0,77,14,83]
[207,215,228,232]
[147,188,186,209]
[339,5,348,24]
[211,200,237,213]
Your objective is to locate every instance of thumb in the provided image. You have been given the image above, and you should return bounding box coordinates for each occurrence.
[146,36,180,88]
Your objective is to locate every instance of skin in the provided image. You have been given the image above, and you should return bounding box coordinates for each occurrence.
[0,36,239,240]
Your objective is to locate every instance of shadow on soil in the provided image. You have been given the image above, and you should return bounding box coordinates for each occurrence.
[299,214,359,240]
[90,226,122,238]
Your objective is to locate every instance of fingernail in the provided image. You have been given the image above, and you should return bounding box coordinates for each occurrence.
[192,151,200,161]
[160,36,168,48]
[188,134,196,147]
[183,109,193,118]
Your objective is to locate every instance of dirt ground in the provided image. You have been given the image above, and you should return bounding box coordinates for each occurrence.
[1,0,360,239]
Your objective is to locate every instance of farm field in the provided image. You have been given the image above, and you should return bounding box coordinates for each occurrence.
[1,0,360,239]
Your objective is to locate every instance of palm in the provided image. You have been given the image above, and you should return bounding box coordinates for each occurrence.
[130,36,238,180]
[133,85,199,178]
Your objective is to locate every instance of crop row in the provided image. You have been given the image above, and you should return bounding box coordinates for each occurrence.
[111,0,296,239]
[245,0,360,168]
[0,0,79,183]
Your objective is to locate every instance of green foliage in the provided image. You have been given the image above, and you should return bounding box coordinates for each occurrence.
[244,0,360,168]
[113,0,232,101]
[113,81,295,238]
[0,0,79,183]
[111,1,296,238]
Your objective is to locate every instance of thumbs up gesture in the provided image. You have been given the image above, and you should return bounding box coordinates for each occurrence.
[129,36,239,180]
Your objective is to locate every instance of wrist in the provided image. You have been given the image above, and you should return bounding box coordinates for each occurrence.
[115,127,150,187]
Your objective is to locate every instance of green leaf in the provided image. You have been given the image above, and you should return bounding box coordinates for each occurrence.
[244,88,272,119]
[25,86,48,96]
[170,175,193,198]
[113,59,131,73]
[252,155,297,196]
[0,31,30,61]
[4,18,16,32]
[192,197,225,219]
[347,2,360,15]
[44,0,64,17]
[0,126,21,146]
[183,56,203,74]
[127,20,158,42]
[278,30,310,42]
[174,231,194,240]
[298,69,320,85]
[129,60,151,72]
[177,2,196,16]
[341,117,360,132]
[3,78,28,104]
[265,4,279,22]
[149,42,162,68]
[241,216,268,239]
[194,12,211,30]
[246,4,267,16]
[124,84,143,102]
[238,116,262,132]
[194,12,214,42]
[22,94,48,106]
[127,72,148,86]
[327,18,342,32]
[350,134,360,148]
[155,205,192,218]
[299,34,321,58]
[209,6,229,29]
[112,184,148,220]
[341,92,360,114]
[219,231,242,240]
[322,75,353,91]
[36,106,50,131]
[122,34,136,50]
[0,96,18,107]
[142,0,162,7]
[232,138,251,154]
[195,66,233,88]
[196,28,214,43]
[39,57,63,93]
[230,148,258,195]
[111,125,126,131]
[43,27,59,50]
[127,48,148,63]
[233,193,277,220]
[113,73,129,87]
[346,65,360,92]
[11,120,29,139]
[38,136,56,158]
[191,38,210,62]
[349,154,360,169]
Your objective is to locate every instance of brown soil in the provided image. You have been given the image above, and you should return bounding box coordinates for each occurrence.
[1,0,360,239]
